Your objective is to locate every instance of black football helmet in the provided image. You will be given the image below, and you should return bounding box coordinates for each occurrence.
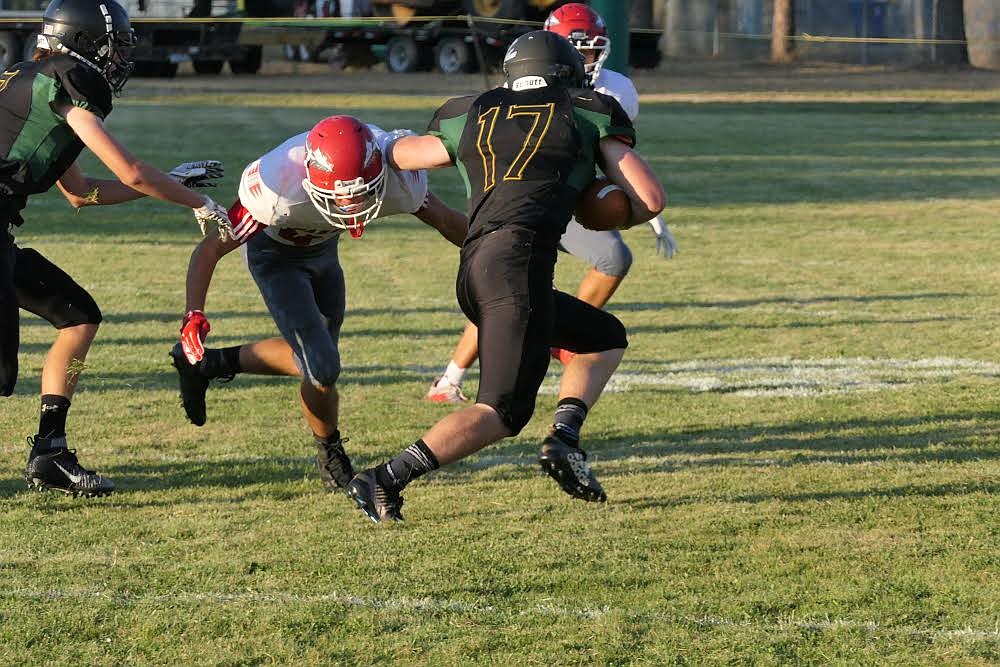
[39,0,136,94]
[502,30,586,91]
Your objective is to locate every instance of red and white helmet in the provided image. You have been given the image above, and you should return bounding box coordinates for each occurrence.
[302,115,386,238]
[543,3,610,87]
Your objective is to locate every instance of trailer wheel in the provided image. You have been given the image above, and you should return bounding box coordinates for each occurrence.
[193,59,225,75]
[132,61,178,78]
[229,45,263,75]
[463,0,524,21]
[0,32,21,70]
[435,37,476,74]
[385,35,428,73]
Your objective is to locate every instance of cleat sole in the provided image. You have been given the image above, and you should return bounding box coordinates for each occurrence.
[27,478,113,498]
[539,457,607,503]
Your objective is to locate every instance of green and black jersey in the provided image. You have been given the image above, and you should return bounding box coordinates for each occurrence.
[0,55,112,225]
[428,85,635,247]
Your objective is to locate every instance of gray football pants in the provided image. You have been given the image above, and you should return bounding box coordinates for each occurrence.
[245,233,346,389]
[557,219,633,277]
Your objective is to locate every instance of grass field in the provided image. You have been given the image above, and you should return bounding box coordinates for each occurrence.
[0,73,998,665]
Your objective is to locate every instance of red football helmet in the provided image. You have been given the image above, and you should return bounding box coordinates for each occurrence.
[302,115,386,237]
[543,3,610,87]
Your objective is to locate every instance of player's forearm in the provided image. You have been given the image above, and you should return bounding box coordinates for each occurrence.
[600,142,666,227]
[388,135,453,171]
[58,176,146,207]
[415,192,467,248]
[117,161,207,209]
[185,234,227,311]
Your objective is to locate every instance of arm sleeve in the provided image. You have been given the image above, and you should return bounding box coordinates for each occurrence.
[591,92,636,148]
[426,95,475,162]
[54,61,112,119]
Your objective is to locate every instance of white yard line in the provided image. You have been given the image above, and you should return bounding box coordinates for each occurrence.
[1,588,996,641]
[535,357,1000,397]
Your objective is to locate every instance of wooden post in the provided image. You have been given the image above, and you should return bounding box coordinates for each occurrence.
[770,0,794,64]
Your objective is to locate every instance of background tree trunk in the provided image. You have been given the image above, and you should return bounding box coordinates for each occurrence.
[771,0,795,63]
[964,0,1000,69]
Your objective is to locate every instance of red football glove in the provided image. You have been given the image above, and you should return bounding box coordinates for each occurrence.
[180,310,211,365]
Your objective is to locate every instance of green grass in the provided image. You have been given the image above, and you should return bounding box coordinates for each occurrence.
[0,85,998,665]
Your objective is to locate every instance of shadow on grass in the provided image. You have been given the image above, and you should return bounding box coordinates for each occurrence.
[431,408,1000,486]
[625,314,969,336]
[619,479,1000,512]
[611,291,975,312]
[5,361,464,396]
[19,304,461,329]
[2,409,995,503]
[0,457,318,505]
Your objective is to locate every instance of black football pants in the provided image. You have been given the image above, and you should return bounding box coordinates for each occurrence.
[0,230,17,396]
[0,233,102,396]
[456,227,627,434]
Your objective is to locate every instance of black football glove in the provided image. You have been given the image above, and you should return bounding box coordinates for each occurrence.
[170,160,224,188]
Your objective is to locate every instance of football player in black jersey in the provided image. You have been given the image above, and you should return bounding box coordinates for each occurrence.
[0,0,232,496]
[345,31,666,522]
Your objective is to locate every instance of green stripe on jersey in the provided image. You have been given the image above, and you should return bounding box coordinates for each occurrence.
[8,73,78,182]
[566,107,607,191]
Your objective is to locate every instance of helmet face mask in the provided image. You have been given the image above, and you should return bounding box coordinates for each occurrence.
[502,30,586,91]
[41,0,136,94]
[302,115,386,238]
[543,2,610,87]
[566,32,610,86]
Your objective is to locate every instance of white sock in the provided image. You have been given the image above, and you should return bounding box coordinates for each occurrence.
[440,361,467,388]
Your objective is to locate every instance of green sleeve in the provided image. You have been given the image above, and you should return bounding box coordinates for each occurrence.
[426,95,474,162]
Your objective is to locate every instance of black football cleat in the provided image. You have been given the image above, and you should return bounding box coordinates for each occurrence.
[24,437,114,497]
[346,469,404,523]
[315,437,355,492]
[169,343,210,426]
[538,432,607,503]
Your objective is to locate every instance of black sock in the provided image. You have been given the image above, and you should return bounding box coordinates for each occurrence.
[199,346,243,379]
[37,394,71,440]
[315,430,342,446]
[376,439,440,491]
[552,397,588,448]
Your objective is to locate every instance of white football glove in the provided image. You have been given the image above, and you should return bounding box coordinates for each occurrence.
[193,196,234,240]
[170,160,224,188]
[648,215,677,258]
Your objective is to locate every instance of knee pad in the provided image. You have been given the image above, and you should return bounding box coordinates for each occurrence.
[54,301,102,328]
[295,344,340,389]
[286,324,341,389]
[505,396,538,436]
[300,355,340,389]
[606,316,628,350]
[592,239,633,278]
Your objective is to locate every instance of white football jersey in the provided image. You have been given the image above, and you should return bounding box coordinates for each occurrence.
[593,68,639,122]
[235,124,428,246]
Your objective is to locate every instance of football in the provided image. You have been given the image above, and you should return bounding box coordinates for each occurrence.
[575,176,632,231]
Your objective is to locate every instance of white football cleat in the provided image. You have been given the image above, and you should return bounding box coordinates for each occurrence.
[426,377,469,404]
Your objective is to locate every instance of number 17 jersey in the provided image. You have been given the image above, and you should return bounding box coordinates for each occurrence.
[427,85,634,248]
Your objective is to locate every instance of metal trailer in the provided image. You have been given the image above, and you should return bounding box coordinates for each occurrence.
[0,0,263,75]
[290,0,661,74]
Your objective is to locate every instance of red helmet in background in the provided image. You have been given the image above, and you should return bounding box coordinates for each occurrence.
[543,2,610,87]
[303,115,386,238]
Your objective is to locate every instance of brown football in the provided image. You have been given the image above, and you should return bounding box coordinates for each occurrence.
[574,176,632,231]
